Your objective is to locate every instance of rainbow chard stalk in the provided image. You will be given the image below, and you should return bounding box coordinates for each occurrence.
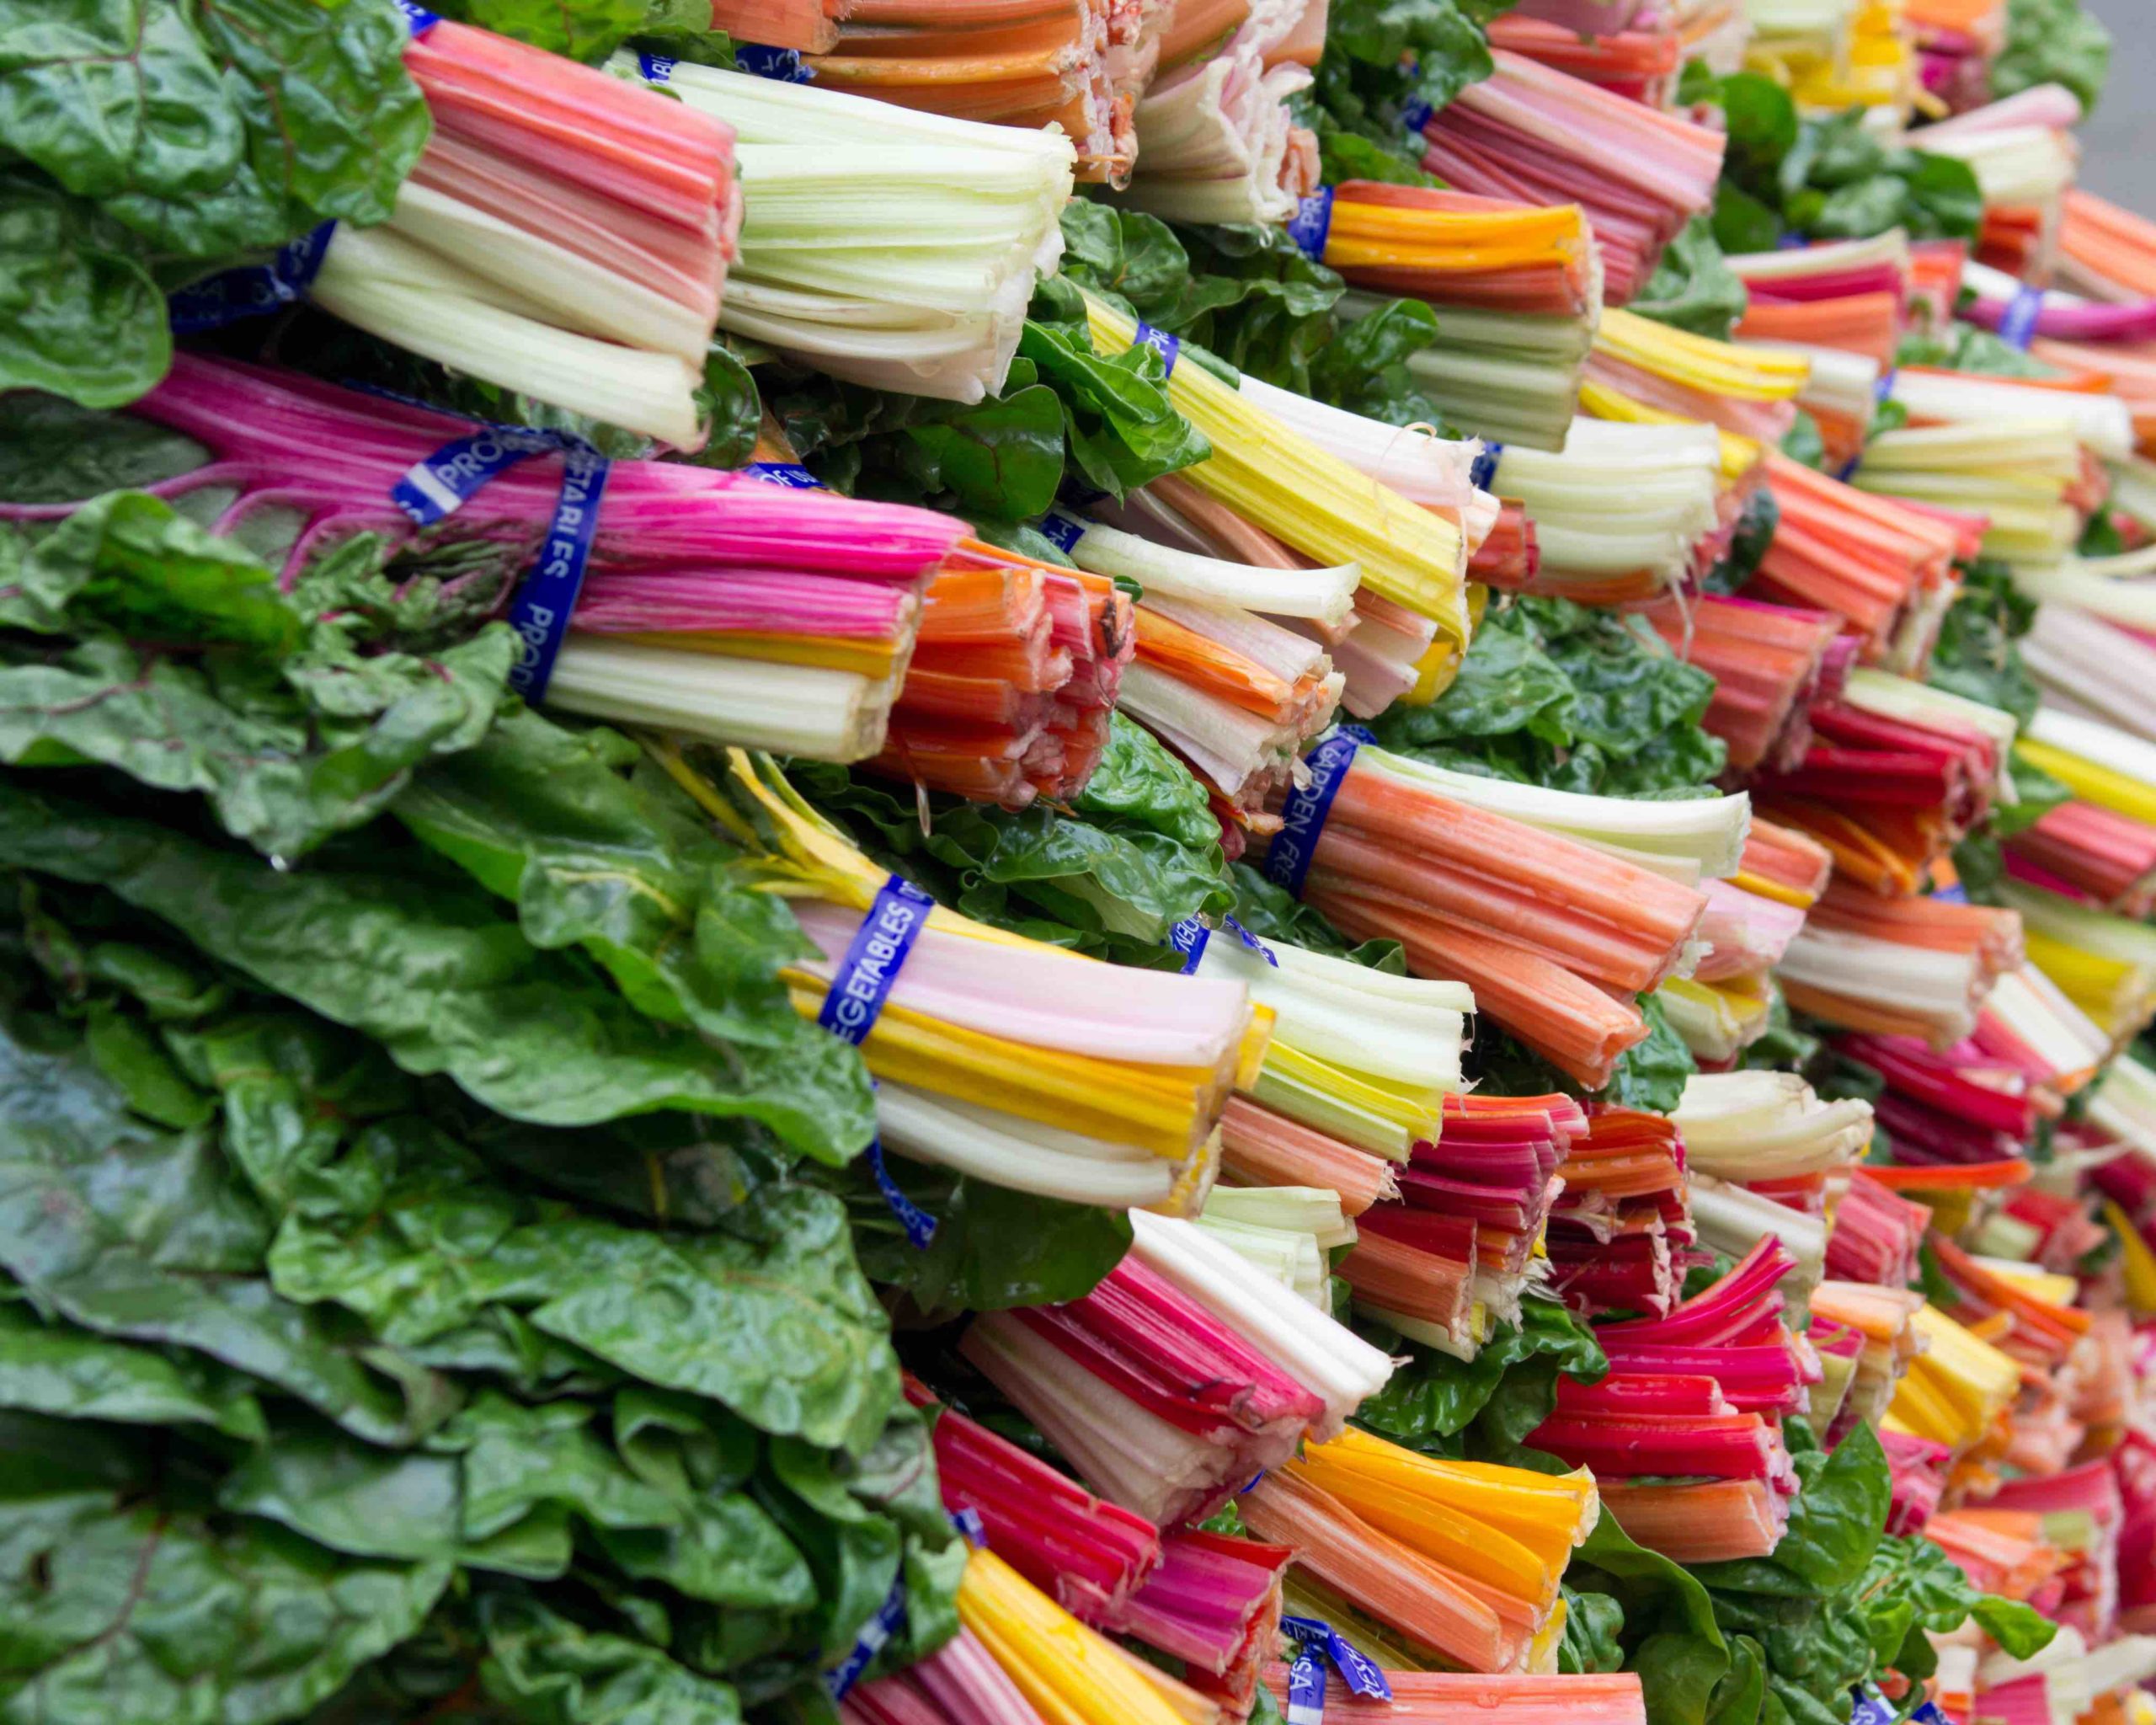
[613,57,1075,404]
[8,357,969,761]
[211,17,743,447]
[1102,1530,1294,1718]
[842,1627,1049,1725]
[1529,1240,1813,1562]
[1544,1108,1693,1320]
[912,1383,1161,1621]
[1343,1092,1585,1354]
[960,1254,1326,1528]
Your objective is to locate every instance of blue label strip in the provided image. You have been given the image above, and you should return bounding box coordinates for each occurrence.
[1281,1619,1392,1702]
[825,1573,908,1701]
[746,461,826,489]
[504,443,610,704]
[1999,283,2045,350]
[638,51,676,81]
[1875,367,1898,403]
[949,1508,988,1547]
[391,427,568,526]
[737,42,814,81]
[1287,1651,1326,1725]
[1168,917,1211,975]
[1287,188,1335,261]
[1470,442,1504,491]
[168,222,336,333]
[1263,726,1373,898]
[1401,95,1433,134]
[392,0,441,30]
[1134,322,1181,378]
[1038,508,1089,553]
[817,877,937,1047]
[1166,915,1278,975]
[1849,1688,1897,1725]
[816,876,940,1248]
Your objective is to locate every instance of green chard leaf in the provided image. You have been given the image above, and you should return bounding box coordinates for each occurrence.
[0,776,874,1158]
[0,1411,453,1725]
[1632,218,1750,342]
[1993,0,2110,111]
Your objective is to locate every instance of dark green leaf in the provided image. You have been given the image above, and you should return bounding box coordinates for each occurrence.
[1993,0,2110,112]
[1633,218,1750,342]
[0,1416,453,1725]
[0,778,865,1154]
[0,169,168,407]
[0,1299,265,1438]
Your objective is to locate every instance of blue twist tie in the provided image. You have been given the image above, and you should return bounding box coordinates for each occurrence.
[1038,508,1090,553]
[736,42,814,80]
[504,442,610,704]
[745,461,826,489]
[1281,1616,1393,1725]
[825,1573,908,1701]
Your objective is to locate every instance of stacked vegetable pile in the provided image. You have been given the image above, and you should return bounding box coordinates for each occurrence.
[13,1,2156,1724]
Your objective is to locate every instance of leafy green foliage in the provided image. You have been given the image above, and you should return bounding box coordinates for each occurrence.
[0,485,519,861]
[1298,0,1518,184]
[767,298,1204,521]
[1566,1514,1731,1725]
[1896,323,2063,382]
[0,866,963,1722]
[793,714,1235,961]
[1354,1296,1607,1455]
[1371,596,1727,797]
[1993,0,2111,112]
[0,0,428,407]
[1927,558,2041,724]
[0,771,878,1162]
[1054,203,1449,425]
[1633,219,1750,342]
[1703,486,1781,595]
[1694,72,1982,248]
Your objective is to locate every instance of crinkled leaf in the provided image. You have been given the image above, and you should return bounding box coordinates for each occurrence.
[94,0,426,256]
[0,1298,265,1438]
[0,168,168,407]
[397,712,821,1046]
[1993,0,2110,111]
[1633,217,1749,342]
[1569,1513,1729,1725]
[0,778,864,1153]
[1016,317,1210,502]
[0,1413,452,1725]
[1355,1295,1604,1450]
[0,1012,456,1445]
[478,1592,745,1725]
[841,1168,1131,1314]
[795,715,1233,959]
[431,0,646,58]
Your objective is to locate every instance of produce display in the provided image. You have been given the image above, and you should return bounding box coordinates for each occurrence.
[14,2,2156,1724]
